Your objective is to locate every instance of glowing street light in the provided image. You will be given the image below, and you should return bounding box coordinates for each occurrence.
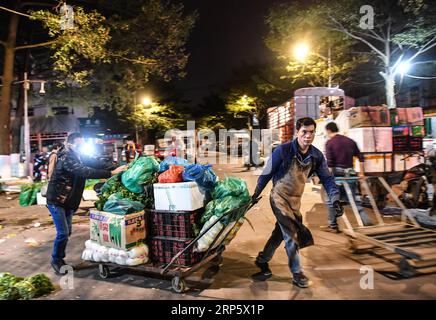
[142,96,153,106]
[293,43,310,61]
[396,61,411,76]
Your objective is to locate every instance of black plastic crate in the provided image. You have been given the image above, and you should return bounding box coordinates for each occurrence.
[150,236,203,266]
[147,209,203,238]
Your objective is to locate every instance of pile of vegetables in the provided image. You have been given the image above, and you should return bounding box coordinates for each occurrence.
[0,273,54,300]
[95,156,159,212]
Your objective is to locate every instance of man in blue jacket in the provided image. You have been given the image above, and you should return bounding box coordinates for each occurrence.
[251,117,343,288]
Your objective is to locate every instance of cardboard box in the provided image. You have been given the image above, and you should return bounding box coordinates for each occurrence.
[354,154,392,173]
[89,210,146,250]
[391,108,409,126]
[348,127,393,152]
[394,154,424,171]
[348,106,390,128]
[406,107,424,125]
[153,181,205,211]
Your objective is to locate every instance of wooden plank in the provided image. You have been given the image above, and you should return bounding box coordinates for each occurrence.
[386,234,436,244]
[353,233,421,260]
[359,225,420,236]
[360,178,385,225]
[374,229,435,240]
[409,247,436,256]
[396,238,436,247]
[355,222,405,232]
[408,258,436,268]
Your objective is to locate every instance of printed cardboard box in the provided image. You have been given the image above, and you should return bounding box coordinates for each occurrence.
[89,210,146,250]
[348,106,390,128]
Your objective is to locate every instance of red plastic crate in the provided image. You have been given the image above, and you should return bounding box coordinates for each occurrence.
[150,236,203,266]
[148,209,202,238]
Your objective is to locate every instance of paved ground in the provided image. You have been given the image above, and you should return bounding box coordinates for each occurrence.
[1,156,435,300]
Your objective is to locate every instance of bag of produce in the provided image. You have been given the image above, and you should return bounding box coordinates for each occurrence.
[182,164,217,191]
[128,244,149,259]
[159,156,189,172]
[102,193,145,215]
[201,193,250,225]
[121,156,160,193]
[19,184,34,207]
[211,177,250,200]
[158,165,185,183]
[195,215,224,252]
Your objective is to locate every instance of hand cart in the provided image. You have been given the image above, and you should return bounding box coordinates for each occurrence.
[336,176,436,278]
[92,200,258,293]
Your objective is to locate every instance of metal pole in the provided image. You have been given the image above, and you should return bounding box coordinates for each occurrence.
[23,72,32,178]
[328,44,332,88]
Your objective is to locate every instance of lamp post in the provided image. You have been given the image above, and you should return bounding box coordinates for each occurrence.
[14,72,46,178]
[293,42,332,88]
[133,93,153,143]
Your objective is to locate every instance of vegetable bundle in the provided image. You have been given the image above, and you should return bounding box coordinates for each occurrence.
[0,273,54,300]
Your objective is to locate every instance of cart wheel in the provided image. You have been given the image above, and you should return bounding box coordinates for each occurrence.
[399,258,416,278]
[172,276,186,293]
[99,264,110,279]
[211,254,223,267]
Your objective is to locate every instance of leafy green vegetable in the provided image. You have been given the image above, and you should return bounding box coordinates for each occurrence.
[95,173,157,211]
[85,179,101,190]
[14,274,54,300]
[0,273,23,300]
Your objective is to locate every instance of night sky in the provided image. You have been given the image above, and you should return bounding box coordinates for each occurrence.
[179,0,289,104]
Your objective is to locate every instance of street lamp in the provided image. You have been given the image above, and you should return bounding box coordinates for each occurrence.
[14,72,46,178]
[294,43,310,62]
[133,94,154,142]
[396,62,411,76]
[293,42,333,88]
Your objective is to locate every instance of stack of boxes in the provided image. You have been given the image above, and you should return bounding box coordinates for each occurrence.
[347,106,393,172]
[343,106,425,173]
[149,181,206,266]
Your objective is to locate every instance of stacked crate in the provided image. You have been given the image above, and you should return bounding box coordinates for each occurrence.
[391,107,425,152]
[148,182,206,267]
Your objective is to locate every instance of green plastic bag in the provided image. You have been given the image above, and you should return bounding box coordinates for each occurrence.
[121,156,160,193]
[19,184,33,207]
[211,177,250,200]
[102,193,145,215]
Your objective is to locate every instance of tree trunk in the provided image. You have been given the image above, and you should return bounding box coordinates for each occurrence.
[0,5,20,155]
[385,72,396,109]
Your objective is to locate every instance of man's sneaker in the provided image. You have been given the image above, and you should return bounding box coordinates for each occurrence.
[292,272,310,288]
[320,225,341,234]
[51,261,63,275]
[60,259,75,271]
[251,261,272,281]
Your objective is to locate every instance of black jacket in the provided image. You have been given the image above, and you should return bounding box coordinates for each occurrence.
[47,146,113,211]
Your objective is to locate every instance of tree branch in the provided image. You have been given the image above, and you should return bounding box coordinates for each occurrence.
[14,40,57,51]
[111,53,157,65]
[327,14,387,62]
[407,36,436,62]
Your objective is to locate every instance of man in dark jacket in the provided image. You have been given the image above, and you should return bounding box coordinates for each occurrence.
[251,117,343,288]
[46,132,127,274]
